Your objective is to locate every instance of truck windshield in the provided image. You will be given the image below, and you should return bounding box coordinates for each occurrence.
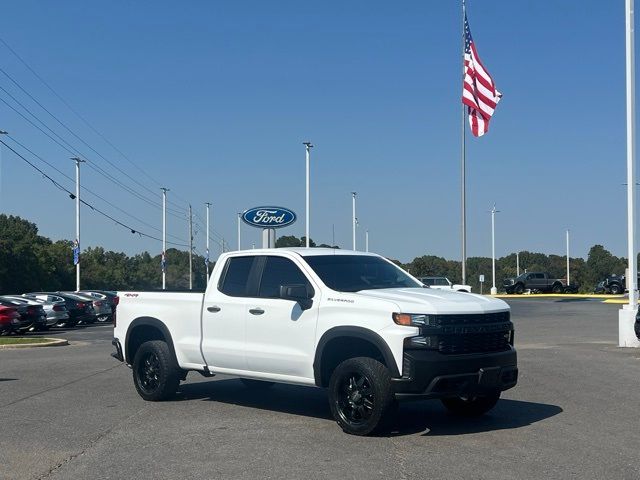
[303,255,421,292]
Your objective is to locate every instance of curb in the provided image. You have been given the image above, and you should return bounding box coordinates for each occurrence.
[0,338,69,349]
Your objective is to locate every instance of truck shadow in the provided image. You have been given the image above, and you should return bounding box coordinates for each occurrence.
[177,379,562,437]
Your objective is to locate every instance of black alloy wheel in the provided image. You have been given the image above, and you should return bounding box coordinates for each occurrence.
[552,284,564,294]
[132,340,180,401]
[328,357,395,436]
[610,284,622,295]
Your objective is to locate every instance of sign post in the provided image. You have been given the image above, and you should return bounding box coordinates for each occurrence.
[479,274,485,295]
[241,206,297,249]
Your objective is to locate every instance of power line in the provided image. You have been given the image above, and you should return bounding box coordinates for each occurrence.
[0,36,191,212]
[0,90,187,220]
[7,135,189,244]
[0,139,189,248]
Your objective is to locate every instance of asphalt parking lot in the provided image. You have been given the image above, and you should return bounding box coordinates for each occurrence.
[1,298,639,480]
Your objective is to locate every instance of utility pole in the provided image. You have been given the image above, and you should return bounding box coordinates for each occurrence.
[621,0,640,347]
[304,142,313,248]
[161,188,169,290]
[71,157,85,291]
[566,229,570,286]
[366,230,369,252]
[188,204,193,290]
[491,204,500,295]
[351,192,357,250]
[205,202,211,281]
[0,131,7,209]
[237,213,242,250]
[516,252,520,277]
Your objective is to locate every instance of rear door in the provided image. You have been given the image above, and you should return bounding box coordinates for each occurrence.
[201,255,259,371]
[244,255,319,380]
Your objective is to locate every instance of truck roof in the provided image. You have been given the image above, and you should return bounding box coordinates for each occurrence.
[225,248,379,257]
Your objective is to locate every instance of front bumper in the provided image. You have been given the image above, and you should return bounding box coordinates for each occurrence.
[392,348,518,399]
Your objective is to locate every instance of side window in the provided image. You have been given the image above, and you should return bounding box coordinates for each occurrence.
[219,256,255,297]
[436,278,448,286]
[258,256,312,299]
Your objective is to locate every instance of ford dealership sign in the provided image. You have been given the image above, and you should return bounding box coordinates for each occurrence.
[242,207,297,229]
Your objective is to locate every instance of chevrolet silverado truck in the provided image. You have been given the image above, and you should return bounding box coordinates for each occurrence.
[112,248,518,435]
[503,272,565,294]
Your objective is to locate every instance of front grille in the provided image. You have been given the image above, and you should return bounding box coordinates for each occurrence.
[432,311,510,326]
[420,311,512,355]
[438,331,511,355]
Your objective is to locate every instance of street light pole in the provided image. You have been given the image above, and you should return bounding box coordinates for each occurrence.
[205,202,211,281]
[366,230,369,253]
[0,131,7,209]
[620,0,640,347]
[237,213,242,250]
[188,204,193,291]
[161,188,168,290]
[516,251,520,277]
[71,157,85,292]
[566,229,570,286]
[304,142,313,248]
[491,204,500,295]
[351,192,357,250]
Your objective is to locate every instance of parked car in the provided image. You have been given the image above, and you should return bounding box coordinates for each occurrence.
[2,295,66,330]
[0,305,20,334]
[503,272,566,294]
[418,276,472,293]
[0,297,47,332]
[77,291,117,322]
[61,292,107,323]
[26,292,94,327]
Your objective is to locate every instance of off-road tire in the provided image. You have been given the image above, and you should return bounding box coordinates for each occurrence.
[552,283,564,294]
[240,379,275,389]
[441,391,501,417]
[132,340,180,401]
[610,284,622,295]
[514,283,525,295]
[328,357,395,436]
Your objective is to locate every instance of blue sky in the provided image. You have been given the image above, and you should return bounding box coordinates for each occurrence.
[0,1,631,263]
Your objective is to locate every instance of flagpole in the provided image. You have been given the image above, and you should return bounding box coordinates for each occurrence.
[461,0,467,285]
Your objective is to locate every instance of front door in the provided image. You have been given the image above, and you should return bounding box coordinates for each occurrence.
[244,255,319,380]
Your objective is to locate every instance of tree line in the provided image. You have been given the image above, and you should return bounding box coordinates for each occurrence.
[0,215,630,294]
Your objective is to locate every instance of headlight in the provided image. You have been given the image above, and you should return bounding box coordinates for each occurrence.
[393,312,435,327]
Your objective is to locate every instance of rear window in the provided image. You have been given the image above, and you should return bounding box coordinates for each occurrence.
[219,256,255,297]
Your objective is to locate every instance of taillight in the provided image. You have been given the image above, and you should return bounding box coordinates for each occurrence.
[113,296,120,306]
[94,301,103,307]
[76,302,85,308]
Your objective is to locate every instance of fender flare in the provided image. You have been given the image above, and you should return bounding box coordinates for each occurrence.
[124,316,177,365]
[313,326,400,386]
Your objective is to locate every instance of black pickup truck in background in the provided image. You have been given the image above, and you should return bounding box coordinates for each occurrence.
[503,272,566,294]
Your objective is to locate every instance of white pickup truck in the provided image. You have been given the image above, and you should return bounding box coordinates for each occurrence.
[112,248,517,435]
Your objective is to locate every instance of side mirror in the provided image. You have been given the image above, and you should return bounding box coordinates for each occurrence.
[279,284,313,310]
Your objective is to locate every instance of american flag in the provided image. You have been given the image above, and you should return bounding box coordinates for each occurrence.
[462,12,502,137]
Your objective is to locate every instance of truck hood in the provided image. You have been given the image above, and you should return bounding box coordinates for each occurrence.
[355,288,508,314]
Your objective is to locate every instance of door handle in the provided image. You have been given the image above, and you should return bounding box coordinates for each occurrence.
[249,308,265,315]
[207,306,221,313]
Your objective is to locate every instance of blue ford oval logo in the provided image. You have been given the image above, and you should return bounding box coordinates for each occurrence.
[242,206,297,229]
